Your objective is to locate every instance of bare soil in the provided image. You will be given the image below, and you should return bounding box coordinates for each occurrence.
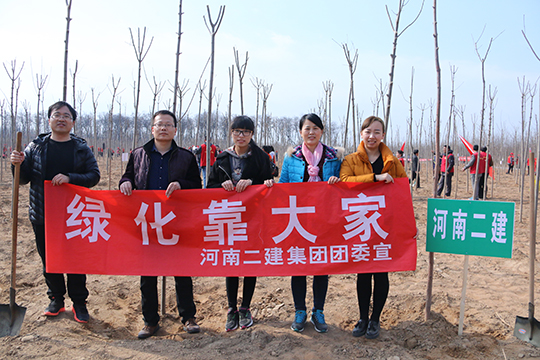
[1,158,539,359]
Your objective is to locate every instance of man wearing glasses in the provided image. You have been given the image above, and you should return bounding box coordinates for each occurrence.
[10,101,100,323]
[119,110,201,339]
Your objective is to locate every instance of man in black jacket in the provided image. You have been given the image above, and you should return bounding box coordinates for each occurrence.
[119,110,201,339]
[10,101,100,323]
[412,149,420,188]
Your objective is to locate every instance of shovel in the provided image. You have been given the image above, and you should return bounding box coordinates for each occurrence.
[0,132,26,337]
[514,151,540,346]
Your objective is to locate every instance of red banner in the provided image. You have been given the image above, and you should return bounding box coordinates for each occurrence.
[44,178,417,277]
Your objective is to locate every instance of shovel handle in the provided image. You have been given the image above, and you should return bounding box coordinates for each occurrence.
[11,132,22,290]
[530,152,536,309]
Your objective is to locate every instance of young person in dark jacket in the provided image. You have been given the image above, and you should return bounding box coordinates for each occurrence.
[119,110,201,339]
[207,115,273,331]
[10,101,100,323]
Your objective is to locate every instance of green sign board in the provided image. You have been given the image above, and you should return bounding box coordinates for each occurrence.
[426,198,515,258]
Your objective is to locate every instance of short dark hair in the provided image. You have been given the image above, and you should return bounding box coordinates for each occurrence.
[413,149,419,154]
[397,150,404,155]
[48,101,77,121]
[299,113,324,131]
[473,145,479,151]
[231,115,255,131]
[152,110,177,127]
[481,146,487,152]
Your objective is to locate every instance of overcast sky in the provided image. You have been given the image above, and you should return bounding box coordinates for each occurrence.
[1,0,539,141]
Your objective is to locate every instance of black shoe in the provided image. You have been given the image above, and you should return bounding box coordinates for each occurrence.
[184,318,200,334]
[138,324,159,339]
[72,302,89,323]
[226,309,239,331]
[43,297,65,316]
[352,319,368,337]
[365,320,380,339]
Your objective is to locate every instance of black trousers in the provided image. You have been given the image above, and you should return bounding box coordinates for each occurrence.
[436,172,453,196]
[357,272,389,322]
[291,275,329,311]
[412,171,420,188]
[140,276,196,326]
[32,223,88,304]
[226,276,257,310]
[475,173,487,199]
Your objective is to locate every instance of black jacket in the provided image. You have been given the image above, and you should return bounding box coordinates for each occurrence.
[119,139,201,190]
[207,144,272,188]
[18,133,100,225]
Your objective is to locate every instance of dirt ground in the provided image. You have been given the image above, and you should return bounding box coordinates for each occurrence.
[1,157,540,360]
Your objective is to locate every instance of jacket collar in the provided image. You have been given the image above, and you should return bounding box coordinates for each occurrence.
[290,143,337,160]
[143,138,178,154]
[356,141,395,168]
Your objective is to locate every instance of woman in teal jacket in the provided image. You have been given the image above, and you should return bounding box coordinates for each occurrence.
[278,113,342,333]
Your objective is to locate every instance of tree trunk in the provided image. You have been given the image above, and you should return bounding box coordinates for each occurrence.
[63,0,72,102]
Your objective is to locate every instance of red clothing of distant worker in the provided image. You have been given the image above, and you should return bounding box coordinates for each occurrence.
[477,151,493,174]
[199,143,216,167]
[440,153,455,173]
[399,158,405,168]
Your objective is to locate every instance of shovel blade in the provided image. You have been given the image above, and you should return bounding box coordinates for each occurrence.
[514,315,540,347]
[0,303,26,337]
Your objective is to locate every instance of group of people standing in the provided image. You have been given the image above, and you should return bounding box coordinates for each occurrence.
[11,101,408,340]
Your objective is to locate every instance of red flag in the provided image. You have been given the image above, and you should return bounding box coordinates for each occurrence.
[459,135,474,155]
[400,142,405,152]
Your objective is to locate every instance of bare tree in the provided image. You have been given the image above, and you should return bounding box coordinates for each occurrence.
[71,59,79,132]
[71,60,78,108]
[107,76,121,190]
[34,72,48,136]
[172,0,184,117]
[261,83,273,146]
[406,67,415,189]
[323,80,334,144]
[175,79,190,146]
[146,73,165,116]
[204,5,225,184]
[517,79,535,222]
[91,88,101,153]
[63,0,73,101]
[3,60,24,147]
[426,0,440,321]
[129,27,154,150]
[195,80,207,147]
[485,85,498,199]
[22,101,31,145]
[341,43,359,151]
[441,65,457,198]
[251,77,263,141]
[227,66,234,146]
[234,47,248,115]
[473,30,498,200]
[77,90,87,120]
[384,0,424,135]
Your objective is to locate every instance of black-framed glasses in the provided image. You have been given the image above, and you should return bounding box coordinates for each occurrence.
[232,129,252,136]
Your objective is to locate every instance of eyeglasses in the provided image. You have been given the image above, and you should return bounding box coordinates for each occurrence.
[232,129,252,136]
[153,122,175,129]
[51,112,73,120]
